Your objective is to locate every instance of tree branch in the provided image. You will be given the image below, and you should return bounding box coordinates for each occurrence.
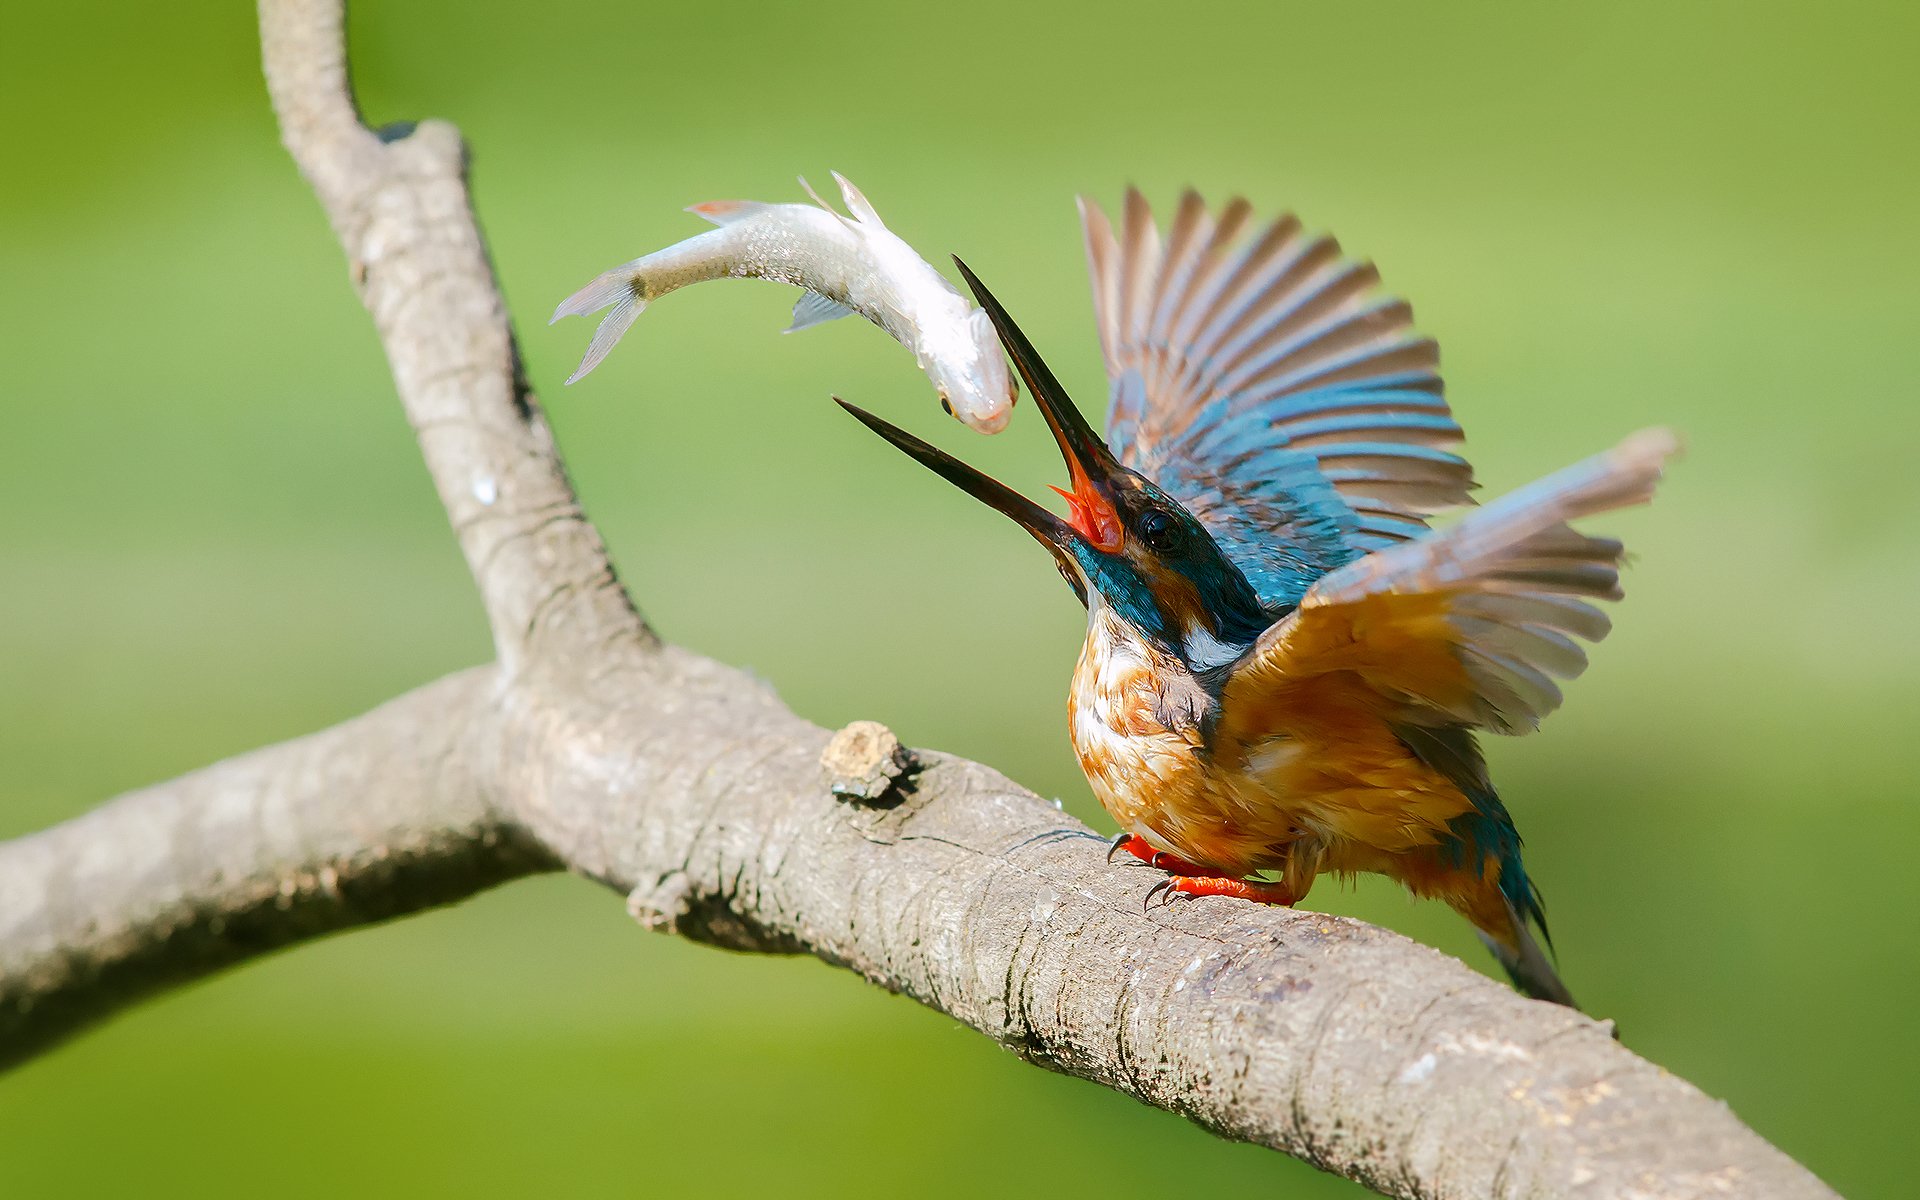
[0,1,1838,1197]
[261,0,650,676]
[0,669,548,1068]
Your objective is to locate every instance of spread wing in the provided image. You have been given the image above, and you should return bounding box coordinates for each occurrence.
[1218,429,1679,738]
[1081,189,1474,610]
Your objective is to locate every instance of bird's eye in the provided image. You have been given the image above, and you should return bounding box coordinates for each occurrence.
[1137,509,1178,552]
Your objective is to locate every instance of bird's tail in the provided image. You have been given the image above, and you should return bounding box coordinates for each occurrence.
[1478,892,1579,1011]
[550,263,649,384]
[1407,727,1587,1015]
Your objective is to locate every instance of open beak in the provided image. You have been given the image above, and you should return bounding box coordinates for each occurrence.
[835,261,1126,559]
[836,399,1079,557]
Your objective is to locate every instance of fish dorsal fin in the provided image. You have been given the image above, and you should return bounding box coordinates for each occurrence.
[797,176,859,231]
[686,200,769,227]
[830,171,887,228]
[784,292,855,333]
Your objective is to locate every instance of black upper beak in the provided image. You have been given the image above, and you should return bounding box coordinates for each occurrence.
[836,263,1126,558]
[951,257,1126,504]
[834,398,1074,552]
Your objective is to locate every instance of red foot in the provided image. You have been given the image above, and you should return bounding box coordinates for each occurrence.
[1163,875,1298,906]
[1109,834,1212,877]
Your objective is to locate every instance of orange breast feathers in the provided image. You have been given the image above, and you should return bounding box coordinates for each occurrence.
[1068,618,1201,806]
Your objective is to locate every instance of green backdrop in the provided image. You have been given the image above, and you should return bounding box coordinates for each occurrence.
[3,1,1913,1195]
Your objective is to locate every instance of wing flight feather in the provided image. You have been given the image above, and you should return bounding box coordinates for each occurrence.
[1226,429,1680,736]
[1081,189,1475,608]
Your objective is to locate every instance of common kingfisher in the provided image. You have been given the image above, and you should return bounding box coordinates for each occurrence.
[839,191,1676,1010]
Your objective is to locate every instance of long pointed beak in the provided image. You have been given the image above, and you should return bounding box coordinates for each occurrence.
[836,263,1129,575]
[951,259,1125,552]
[836,399,1080,558]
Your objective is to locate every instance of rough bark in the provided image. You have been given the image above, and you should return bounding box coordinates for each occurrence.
[0,669,546,1069]
[0,1,1839,1197]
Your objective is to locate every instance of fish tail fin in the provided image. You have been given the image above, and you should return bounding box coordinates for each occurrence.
[551,264,648,384]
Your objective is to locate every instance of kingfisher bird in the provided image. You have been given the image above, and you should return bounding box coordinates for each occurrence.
[838,191,1676,1009]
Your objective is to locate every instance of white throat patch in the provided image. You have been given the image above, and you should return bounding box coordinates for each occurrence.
[1181,621,1242,671]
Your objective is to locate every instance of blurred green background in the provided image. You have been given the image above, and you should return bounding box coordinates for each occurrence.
[3,0,1914,1195]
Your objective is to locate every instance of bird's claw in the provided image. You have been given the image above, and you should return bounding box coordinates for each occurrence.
[1107,833,1209,875]
[1143,878,1176,911]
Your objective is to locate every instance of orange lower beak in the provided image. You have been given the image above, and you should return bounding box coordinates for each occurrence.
[952,258,1125,553]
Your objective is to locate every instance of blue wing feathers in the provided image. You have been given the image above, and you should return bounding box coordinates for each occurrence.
[1269,409,1459,441]
[1082,188,1475,612]
[1193,237,1345,358]
[1203,263,1385,379]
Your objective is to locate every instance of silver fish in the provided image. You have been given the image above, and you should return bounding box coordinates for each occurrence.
[550,172,1017,434]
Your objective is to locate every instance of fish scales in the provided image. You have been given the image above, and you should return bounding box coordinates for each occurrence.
[552,173,1016,431]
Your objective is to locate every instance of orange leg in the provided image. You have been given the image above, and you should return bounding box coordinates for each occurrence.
[1107,833,1213,877]
[1146,874,1297,907]
[1109,835,1298,908]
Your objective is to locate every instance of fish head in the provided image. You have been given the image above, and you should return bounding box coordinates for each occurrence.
[921,307,1018,434]
[840,262,1270,664]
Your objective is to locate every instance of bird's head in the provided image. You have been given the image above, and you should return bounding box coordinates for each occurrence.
[839,261,1269,669]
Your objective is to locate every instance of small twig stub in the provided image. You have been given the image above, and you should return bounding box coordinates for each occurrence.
[820,720,919,805]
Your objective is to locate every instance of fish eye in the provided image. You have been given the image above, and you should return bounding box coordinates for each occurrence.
[1137,509,1178,552]
[939,396,954,417]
